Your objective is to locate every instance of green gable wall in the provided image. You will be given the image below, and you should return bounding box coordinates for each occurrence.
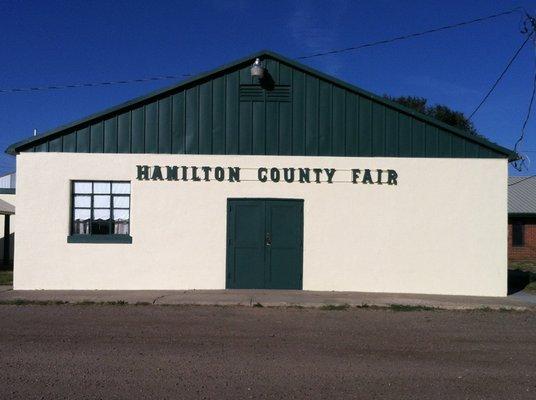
[11,53,510,159]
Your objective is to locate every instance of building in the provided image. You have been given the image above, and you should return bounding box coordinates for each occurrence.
[508,176,536,262]
[5,51,515,295]
[0,172,15,269]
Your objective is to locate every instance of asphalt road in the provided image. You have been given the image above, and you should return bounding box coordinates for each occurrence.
[0,305,535,399]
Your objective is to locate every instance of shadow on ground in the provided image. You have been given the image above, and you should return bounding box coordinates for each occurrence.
[508,269,536,295]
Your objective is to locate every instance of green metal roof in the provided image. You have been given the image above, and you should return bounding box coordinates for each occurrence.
[5,50,517,160]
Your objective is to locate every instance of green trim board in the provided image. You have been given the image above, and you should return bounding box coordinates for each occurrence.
[5,50,516,160]
[0,189,15,195]
[67,234,132,244]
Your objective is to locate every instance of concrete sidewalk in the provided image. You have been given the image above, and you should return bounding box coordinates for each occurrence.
[0,287,535,310]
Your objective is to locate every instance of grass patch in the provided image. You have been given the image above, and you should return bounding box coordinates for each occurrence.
[525,281,536,292]
[509,262,536,274]
[475,306,522,312]
[102,300,127,306]
[74,300,129,306]
[73,300,96,306]
[320,303,350,311]
[0,299,131,306]
[389,304,437,312]
[0,299,67,306]
[0,271,13,285]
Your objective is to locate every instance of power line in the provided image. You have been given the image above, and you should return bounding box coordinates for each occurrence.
[0,8,524,95]
[297,8,523,59]
[0,74,191,94]
[468,32,534,120]
[514,47,536,154]
[511,14,536,171]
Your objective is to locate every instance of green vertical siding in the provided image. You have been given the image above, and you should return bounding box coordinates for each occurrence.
[372,103,385,156]
[158,98,171,154]
[305,75,319,156]
[279,101,292,155]
[117,112,131,153]
[90,122,104,153]
[63,131,76,152]
[104,117,118,153]
[131,107,144,153]
[385,107,398,156]
[20,56,508,159]
[171,93,185,154]
[225,71,239,154]
[212,76,225,154]
[185,87,199,154]
[331,87,345,156]
[76,127,90,152]
[412,119,425,157]
[144,102,158,154]
[359,97,372,156]
[425,125,438,158]
[292,71,305,155]
[199,82,212,154]
[49,136,62,152]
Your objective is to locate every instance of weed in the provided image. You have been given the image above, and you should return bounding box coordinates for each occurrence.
[0,271,13,286]
[389,304,437,312]
[0,299,67,306]
[320,303,350,311]
[103,300,128,306]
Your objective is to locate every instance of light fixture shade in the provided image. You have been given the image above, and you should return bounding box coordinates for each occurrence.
[250,58,264,78]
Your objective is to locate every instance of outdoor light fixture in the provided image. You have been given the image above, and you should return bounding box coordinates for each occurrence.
[250,58,265,79]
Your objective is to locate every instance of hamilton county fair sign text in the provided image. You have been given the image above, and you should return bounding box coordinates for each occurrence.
[136,165,398,185]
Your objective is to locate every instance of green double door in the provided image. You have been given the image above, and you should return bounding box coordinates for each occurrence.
[226,199,303,289]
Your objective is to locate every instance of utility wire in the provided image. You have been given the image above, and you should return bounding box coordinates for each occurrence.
[468,32,534,120]
[0,8,523,94]
[511,14,536,170]
[513,46,536,155]
[0,74,191,94]
[297,8,523,59]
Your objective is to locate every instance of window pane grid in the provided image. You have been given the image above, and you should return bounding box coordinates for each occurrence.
[71,181,130,236]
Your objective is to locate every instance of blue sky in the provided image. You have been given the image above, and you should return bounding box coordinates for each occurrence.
[0,0,534,176]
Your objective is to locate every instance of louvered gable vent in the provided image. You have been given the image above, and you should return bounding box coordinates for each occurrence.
[240,85,291,102]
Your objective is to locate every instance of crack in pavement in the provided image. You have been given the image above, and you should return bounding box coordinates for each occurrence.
[152,294,172,304]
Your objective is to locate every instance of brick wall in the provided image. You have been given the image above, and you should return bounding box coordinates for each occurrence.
[508,217,536,262]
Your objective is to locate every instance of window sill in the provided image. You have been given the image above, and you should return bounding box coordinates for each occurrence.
[67,234,133,244]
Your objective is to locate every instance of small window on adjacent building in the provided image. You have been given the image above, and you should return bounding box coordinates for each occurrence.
[71,181,131,237]
[512,221,525,247]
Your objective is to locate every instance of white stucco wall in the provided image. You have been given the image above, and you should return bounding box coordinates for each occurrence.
[14,152,508,296]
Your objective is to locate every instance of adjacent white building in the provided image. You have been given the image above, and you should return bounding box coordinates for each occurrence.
[0,172,15,268]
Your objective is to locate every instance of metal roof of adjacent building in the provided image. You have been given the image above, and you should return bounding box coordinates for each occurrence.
[509,176,536,215]
[0,198,15,215]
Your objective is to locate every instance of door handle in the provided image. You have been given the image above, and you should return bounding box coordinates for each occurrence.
[265,232,272,246]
